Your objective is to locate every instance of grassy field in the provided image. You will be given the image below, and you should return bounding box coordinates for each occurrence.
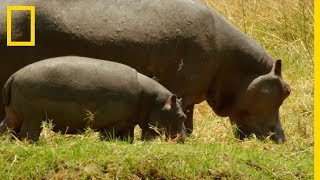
[0,0,314,179]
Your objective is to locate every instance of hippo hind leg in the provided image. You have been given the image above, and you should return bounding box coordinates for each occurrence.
[19,121,42,142]
[1,108,23,137]
[17,107,43,142]
[19,125,42,142]
[116,125,134,142]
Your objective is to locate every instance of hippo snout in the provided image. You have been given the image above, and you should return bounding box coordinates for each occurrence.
[166,124,187,143]
[177,129,186,143]
[167,132,186,143]
[271,126,286,144]
[231,120,286,143]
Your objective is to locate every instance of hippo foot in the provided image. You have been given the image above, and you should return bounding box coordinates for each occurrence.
[141,129,158,141]
[18,129,41,142]
[184,105,194,136]
[100,127,134,143]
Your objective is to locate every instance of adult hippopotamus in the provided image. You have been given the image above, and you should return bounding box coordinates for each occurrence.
[0,56,187,141]
[0,0,290,142]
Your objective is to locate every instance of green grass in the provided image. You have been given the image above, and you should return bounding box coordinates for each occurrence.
[0,128,313,179]
[0,0,314,179]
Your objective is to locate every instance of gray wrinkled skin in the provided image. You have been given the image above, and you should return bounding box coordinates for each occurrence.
[0,57,187,142]
[0,0,290,142]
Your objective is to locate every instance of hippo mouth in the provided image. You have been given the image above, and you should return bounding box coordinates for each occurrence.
[234,129,286,144]
[231,119,286,144]
[166,131,186,143]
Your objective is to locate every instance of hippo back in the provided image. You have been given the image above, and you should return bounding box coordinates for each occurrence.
[11,56,139,101]
[7,56,141,132]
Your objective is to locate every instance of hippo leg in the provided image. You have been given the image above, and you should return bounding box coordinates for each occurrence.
[99,130,112,140]
[184,105,194,135]
[1,113,22,138]
[100,126,134,142]
[117,126,134,142]
[0,117,9,135]
[19,122,42,142]
[17,108,43,142]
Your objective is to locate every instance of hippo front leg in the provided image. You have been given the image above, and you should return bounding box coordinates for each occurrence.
[100,126,134,142]
[184,105,194,135]
[117,126,134,142]
[0,117,9,135]
[18,113,42,142]
[19,123,42,142]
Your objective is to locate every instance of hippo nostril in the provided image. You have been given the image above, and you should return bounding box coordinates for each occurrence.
[284,85,291,98]
[287,89,291,95]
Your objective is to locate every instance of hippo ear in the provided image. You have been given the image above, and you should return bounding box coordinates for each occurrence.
[271,59,282,77]
[170,94,177,105]
[162,94,177,110]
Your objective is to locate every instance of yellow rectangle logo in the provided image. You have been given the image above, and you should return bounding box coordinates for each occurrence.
[7,6,35,46]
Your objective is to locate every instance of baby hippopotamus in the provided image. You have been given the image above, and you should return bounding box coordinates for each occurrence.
[0,56,187,142]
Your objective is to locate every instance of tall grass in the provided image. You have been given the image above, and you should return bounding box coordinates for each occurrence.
[0,0,314,179]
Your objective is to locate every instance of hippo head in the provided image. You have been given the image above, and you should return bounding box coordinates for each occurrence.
[145,94,187,142]
[229,60,291,143]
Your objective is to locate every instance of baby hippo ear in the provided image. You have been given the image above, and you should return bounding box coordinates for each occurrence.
[162,94,177,110]
[170,94,177,105]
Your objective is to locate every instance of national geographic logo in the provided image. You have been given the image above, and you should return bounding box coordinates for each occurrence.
[6,6,35,46]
